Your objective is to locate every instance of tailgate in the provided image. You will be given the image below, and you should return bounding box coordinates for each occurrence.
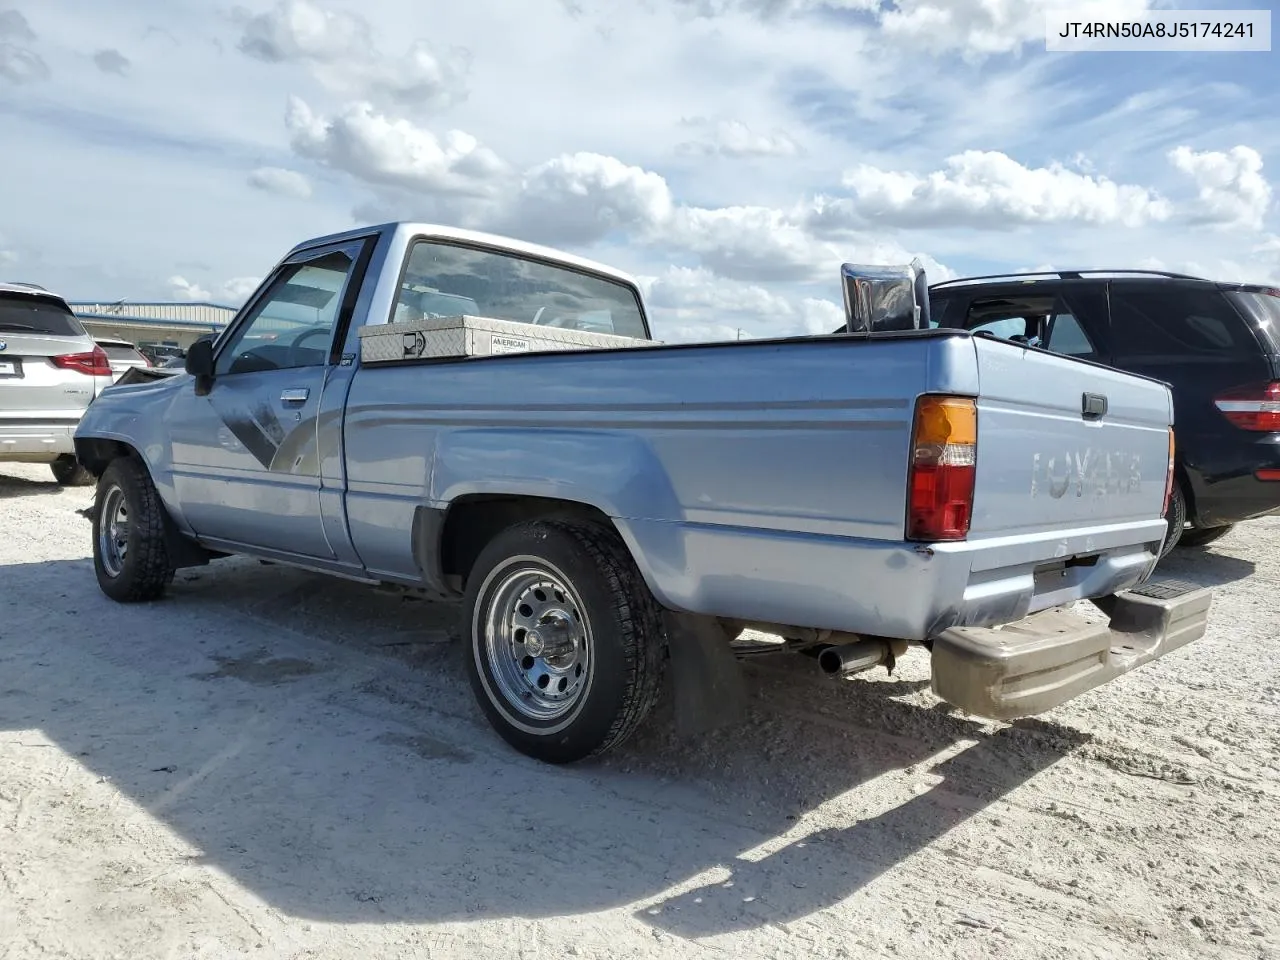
[0,331,97,417]
[968,336,1172,539]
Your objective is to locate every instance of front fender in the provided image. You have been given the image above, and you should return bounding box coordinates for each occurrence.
[74,377,187,530]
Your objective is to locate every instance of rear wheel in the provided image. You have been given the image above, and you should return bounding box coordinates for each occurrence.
[462,519,665,764]
[92,457,176,602]
[1178,523,1235,548]
[1159,482,1187,558]
[51,454,94,486]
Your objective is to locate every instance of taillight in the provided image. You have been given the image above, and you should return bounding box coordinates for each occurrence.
[52,345,113,377]
[1214,381,1280,432]
[1164,428,1175,514]
[907,395,976,541]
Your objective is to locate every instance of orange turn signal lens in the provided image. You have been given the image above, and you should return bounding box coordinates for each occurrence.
[913,396,977,448]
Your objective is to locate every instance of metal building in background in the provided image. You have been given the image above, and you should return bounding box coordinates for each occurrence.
[68,300,241,360]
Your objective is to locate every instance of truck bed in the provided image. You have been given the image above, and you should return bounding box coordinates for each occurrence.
[338,328,1171,641]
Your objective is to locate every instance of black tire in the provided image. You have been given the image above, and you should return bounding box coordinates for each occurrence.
[51,454,95,486]
[1159,481,1187,559]
[1178,523,1235,548]
[92,457,176,603]
[461,519,665,764]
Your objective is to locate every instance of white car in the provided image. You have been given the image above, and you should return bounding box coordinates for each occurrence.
[0,283,115,484]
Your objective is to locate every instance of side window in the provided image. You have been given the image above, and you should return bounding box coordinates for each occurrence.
[391,240,649,339]
[958,293,1099,360]
[927,296,950,328]
[1043,312,1097,360]
[961,295,1055,346]
[1109,285,1253,359]
[215,246,360,376]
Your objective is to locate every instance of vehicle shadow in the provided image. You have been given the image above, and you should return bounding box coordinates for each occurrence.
[0,471,62,499]
[1155,548,1255,588]
[0,557,1090,934]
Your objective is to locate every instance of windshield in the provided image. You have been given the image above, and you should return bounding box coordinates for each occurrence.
[0,294,85,336]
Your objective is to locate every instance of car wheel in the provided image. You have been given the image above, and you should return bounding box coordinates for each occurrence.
[462,519,665,764]
[51,454,95,486]
[1177,523,1235,548]
[92,457,176,603]
[1159,482,1187,559]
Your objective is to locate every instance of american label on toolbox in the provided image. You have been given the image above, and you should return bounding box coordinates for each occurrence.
[489,334,531,355]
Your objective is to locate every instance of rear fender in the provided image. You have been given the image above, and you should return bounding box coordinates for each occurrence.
[431,428,686,605]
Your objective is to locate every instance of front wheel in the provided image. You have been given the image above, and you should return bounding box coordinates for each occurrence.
[461,519,665,764]
[92,457,176,602]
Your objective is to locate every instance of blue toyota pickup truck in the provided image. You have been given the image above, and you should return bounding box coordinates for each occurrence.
[72,222,1212,763]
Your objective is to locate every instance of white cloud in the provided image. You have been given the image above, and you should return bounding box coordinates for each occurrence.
[220,277,263,303]
[0,42,48,83]
[237,0,468,110]
[502,152,675,245]
[1169,145,1272,232]
[670,205,843,282]
[0,248,16,268]
[286,97,506,197]
[836,151,1173,229]
[677,118,800,158]
[639,265,847,342]
[675,0,878,18]
[168,276,212,301]
[247,165,313,199]
[879,0,1156,59]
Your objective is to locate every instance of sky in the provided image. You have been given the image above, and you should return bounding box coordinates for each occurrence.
[0,0,1277,342]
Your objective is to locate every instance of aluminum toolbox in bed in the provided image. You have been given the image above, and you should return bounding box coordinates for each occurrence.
[358,314,656,363]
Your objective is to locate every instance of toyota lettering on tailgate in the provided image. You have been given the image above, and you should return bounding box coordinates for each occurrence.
[1030,450,1142,499]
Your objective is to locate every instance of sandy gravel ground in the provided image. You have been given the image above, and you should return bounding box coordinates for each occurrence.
[1,462,1278,960]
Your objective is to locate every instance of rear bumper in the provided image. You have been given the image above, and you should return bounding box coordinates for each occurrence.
[930,579,1211,719]
[619,516,1168,642]
[1187,469,1280,526]
[1183,435,1280,526]
[0,420,80,461]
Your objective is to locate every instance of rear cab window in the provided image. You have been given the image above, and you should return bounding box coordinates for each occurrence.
[0,293,86,337]
[391,240,650,339]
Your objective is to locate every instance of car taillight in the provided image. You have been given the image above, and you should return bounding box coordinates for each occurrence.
[1164,428,1175,514]
[1214,381,1280,432]
[907,395,976,542]
[52,345,113,377]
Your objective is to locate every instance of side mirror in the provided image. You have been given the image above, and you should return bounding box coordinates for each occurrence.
[184,337,215,394]
[839,259,931,334]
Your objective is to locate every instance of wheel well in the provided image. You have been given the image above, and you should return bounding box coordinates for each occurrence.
[75,438,218,568]
[74,438,138,478]
[439,495,617,587]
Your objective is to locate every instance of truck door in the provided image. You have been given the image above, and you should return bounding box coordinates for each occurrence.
[166,239,369,559]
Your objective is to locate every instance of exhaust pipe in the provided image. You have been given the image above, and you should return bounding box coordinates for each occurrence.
[818,639,892,677]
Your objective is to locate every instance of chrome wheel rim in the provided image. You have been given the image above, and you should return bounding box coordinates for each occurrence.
[98,485,129,578]
[480,564,591,722]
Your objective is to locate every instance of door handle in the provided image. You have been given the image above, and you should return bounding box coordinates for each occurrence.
[1082,392,1108,420]
[280,387,309,404]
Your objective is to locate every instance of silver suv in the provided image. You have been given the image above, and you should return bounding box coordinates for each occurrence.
[0,283,115,485]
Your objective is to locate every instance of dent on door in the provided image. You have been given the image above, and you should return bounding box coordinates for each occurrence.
[207,382,327,476]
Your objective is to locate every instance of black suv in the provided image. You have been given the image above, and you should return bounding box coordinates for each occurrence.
[928,270,1280,553]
